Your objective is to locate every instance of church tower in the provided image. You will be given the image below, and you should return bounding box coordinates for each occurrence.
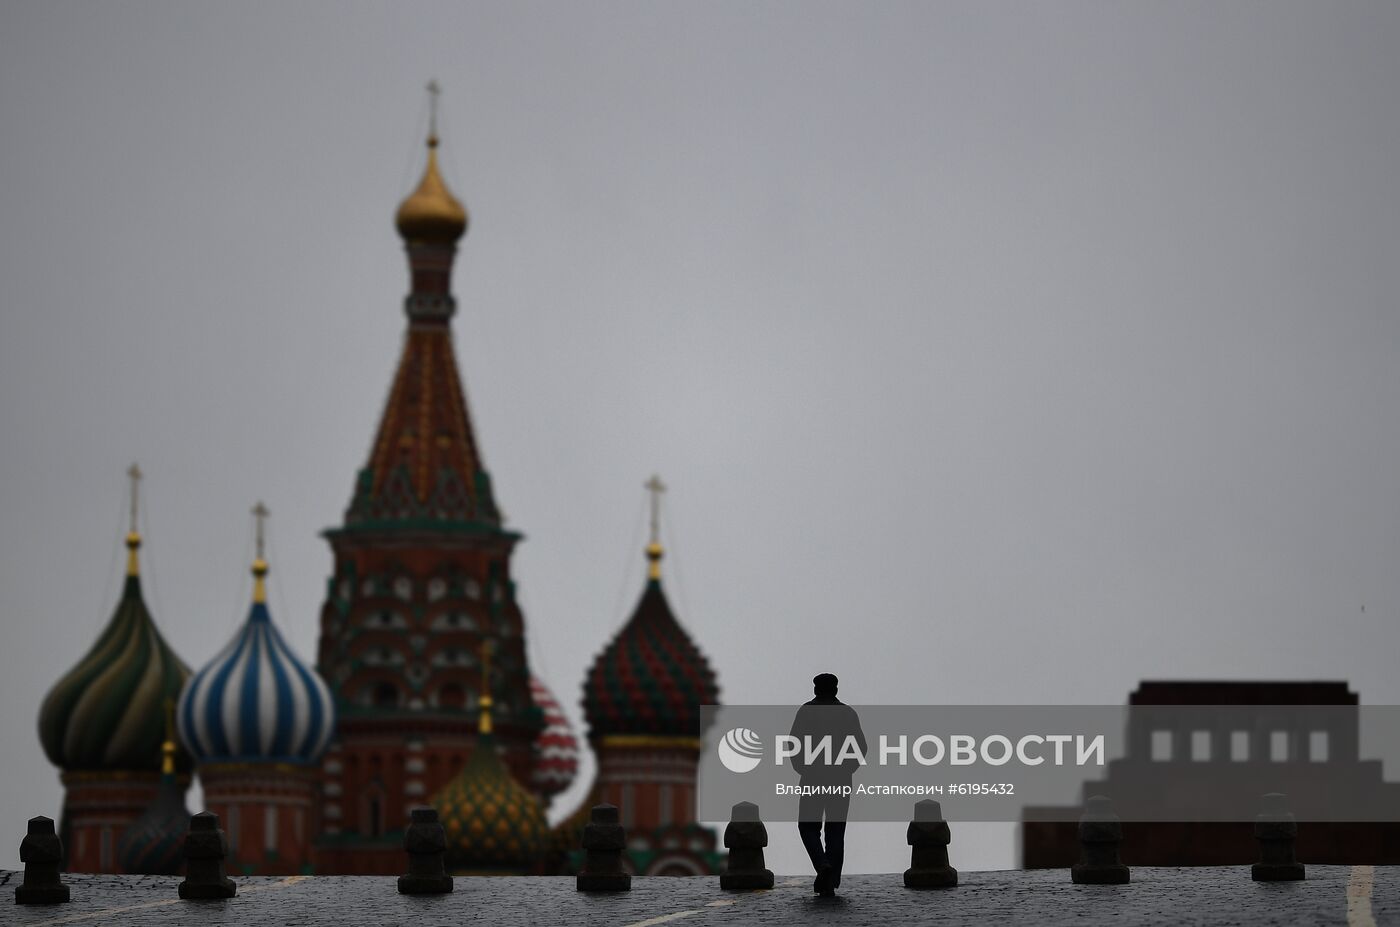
[37,465,193,872]
[314,86,539,873]
[178,503,335,875]
[580,477,722,875]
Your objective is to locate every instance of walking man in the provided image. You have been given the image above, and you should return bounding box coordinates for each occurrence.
[789,673,866,897]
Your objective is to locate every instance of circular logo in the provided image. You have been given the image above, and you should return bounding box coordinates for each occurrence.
[718,727,764,773]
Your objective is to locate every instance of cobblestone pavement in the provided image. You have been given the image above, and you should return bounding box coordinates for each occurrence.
[2,866,1395,926]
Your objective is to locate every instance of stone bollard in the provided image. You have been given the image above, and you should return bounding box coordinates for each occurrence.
[1252,793,1304,882]
[720,801,774,890]
[178,812,237,899]
[576,804,631,892]
[903,799,957,889]
[1072,795,1130,885]
[15,816,70,905]
[398,807,453,895]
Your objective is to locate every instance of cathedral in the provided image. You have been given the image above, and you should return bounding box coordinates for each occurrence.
[36,95,722,877]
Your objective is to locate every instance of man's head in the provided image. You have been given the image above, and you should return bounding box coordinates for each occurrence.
[813,673,839,698]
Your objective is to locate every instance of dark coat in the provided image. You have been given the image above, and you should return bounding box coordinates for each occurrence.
[787,696,868,786]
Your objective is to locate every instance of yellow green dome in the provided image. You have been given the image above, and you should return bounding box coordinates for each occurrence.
[432,731,548,873]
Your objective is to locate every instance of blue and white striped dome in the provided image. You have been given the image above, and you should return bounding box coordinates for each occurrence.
[177,558,334,765]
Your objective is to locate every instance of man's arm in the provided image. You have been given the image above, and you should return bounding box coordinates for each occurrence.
[853,708,868,756]
[788,705,810,777]
[843,706,868,774]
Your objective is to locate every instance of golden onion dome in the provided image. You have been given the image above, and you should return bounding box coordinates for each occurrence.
[432,730,549,873]
[395,135,467,245]
[431,640,547,873]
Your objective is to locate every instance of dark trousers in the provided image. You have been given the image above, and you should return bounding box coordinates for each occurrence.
[798,820,846,884]
[797,790,850,885]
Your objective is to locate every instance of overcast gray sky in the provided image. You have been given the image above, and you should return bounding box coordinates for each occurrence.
[2,2,1397,874]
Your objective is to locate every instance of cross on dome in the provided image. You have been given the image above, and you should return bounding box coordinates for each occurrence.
[645,474,666,580]
[427,78,441,144]
[126,463,143,575]
[251,501,270,603]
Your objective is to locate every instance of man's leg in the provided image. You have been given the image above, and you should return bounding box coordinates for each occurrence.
[797,821,825,872]
[824,790,851,890]
[797,792,826,874]
[824,821,846,888]
[801,792,836,894]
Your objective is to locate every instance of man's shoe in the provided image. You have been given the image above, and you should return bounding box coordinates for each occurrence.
[814,864,834,895]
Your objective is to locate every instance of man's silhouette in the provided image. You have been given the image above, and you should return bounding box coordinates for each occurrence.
[788,673,866,897]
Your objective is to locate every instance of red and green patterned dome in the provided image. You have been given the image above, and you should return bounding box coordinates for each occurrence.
[529,675,580,800]
[583,545,719,739]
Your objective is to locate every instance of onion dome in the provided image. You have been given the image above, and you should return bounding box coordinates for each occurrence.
[117,703,189,874]
[529,676,580,799]
[177,504,335,764]
[395,82,467,245]
[433,643,548,873]
[583,477,720,739]
[38,466,193,773]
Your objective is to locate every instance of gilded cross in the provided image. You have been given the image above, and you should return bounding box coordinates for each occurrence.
[427,79,441,141]
[251,501,269,561]
[127,463,142,534]
[645,474,666,548]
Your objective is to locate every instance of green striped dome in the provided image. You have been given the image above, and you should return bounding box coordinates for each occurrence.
[38,542,192,773]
